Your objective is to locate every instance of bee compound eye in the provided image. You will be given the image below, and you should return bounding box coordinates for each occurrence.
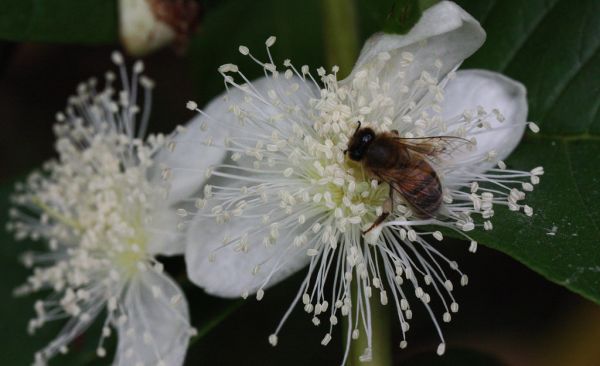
[361,132,373,144]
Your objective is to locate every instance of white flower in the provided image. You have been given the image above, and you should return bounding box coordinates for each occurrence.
[171,1,542,361]
[119,0,175,55]
[7,53,194,366]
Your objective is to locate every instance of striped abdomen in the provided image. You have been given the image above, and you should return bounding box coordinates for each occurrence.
[393,158,443,218]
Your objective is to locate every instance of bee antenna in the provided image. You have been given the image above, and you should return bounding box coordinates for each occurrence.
[354,121,362,134]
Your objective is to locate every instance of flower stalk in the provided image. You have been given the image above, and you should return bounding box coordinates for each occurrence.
[348,273,393,366]
[322,1,393,364]
[322,0,359,78]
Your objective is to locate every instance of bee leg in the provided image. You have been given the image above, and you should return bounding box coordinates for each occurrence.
[363,212,389,234]
[363,195,393,234]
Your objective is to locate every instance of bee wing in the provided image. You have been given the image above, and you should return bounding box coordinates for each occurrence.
[372,162,442,218]
[392,136,472,158]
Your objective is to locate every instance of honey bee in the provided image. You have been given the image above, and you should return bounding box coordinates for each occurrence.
[345,122,469,233]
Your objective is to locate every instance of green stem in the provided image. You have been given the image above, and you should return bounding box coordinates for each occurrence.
[189,300,243,345]
[322,3,392,364]
[347,284,393,366]
[322,0,360,78]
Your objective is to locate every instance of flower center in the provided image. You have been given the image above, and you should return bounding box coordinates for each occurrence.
[307,157,389,230]
[111,211,150,277]
[296,83,399,230]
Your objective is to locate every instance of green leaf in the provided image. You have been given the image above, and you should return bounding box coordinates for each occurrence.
[402,348,507,366]
[360,0,439,35]
[455,0,600,304]
[0,0,117,43]
[188,0,327,106]
[382,0,422,34]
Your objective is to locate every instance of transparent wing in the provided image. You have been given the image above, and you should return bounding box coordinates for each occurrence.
[392,135,472,158]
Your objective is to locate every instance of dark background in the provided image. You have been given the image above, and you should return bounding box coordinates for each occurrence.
[1,0,599,365]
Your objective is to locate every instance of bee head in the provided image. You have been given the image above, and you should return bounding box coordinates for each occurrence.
[346,127,375,161]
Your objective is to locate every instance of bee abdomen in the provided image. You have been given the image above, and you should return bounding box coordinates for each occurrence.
[404,161,442,217]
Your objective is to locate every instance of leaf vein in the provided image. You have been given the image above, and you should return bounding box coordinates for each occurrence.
[562,141,600,235]
[499,0,561,72]
[479,0,499,26]
[538,48,600,128]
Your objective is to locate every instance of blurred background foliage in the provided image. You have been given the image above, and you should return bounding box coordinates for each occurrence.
[0,0,599,365]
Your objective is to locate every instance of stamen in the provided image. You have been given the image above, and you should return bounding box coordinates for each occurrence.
[178,37,540,364]
[9,56,192,365]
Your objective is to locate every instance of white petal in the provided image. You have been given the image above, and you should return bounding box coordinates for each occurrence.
[443,70,528,162]
[185,213,311,298]
[113,271,191,366]
[151,97,234,205]
[146,206,185,256]
[346,1,485,84]
[153,75,317,205]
